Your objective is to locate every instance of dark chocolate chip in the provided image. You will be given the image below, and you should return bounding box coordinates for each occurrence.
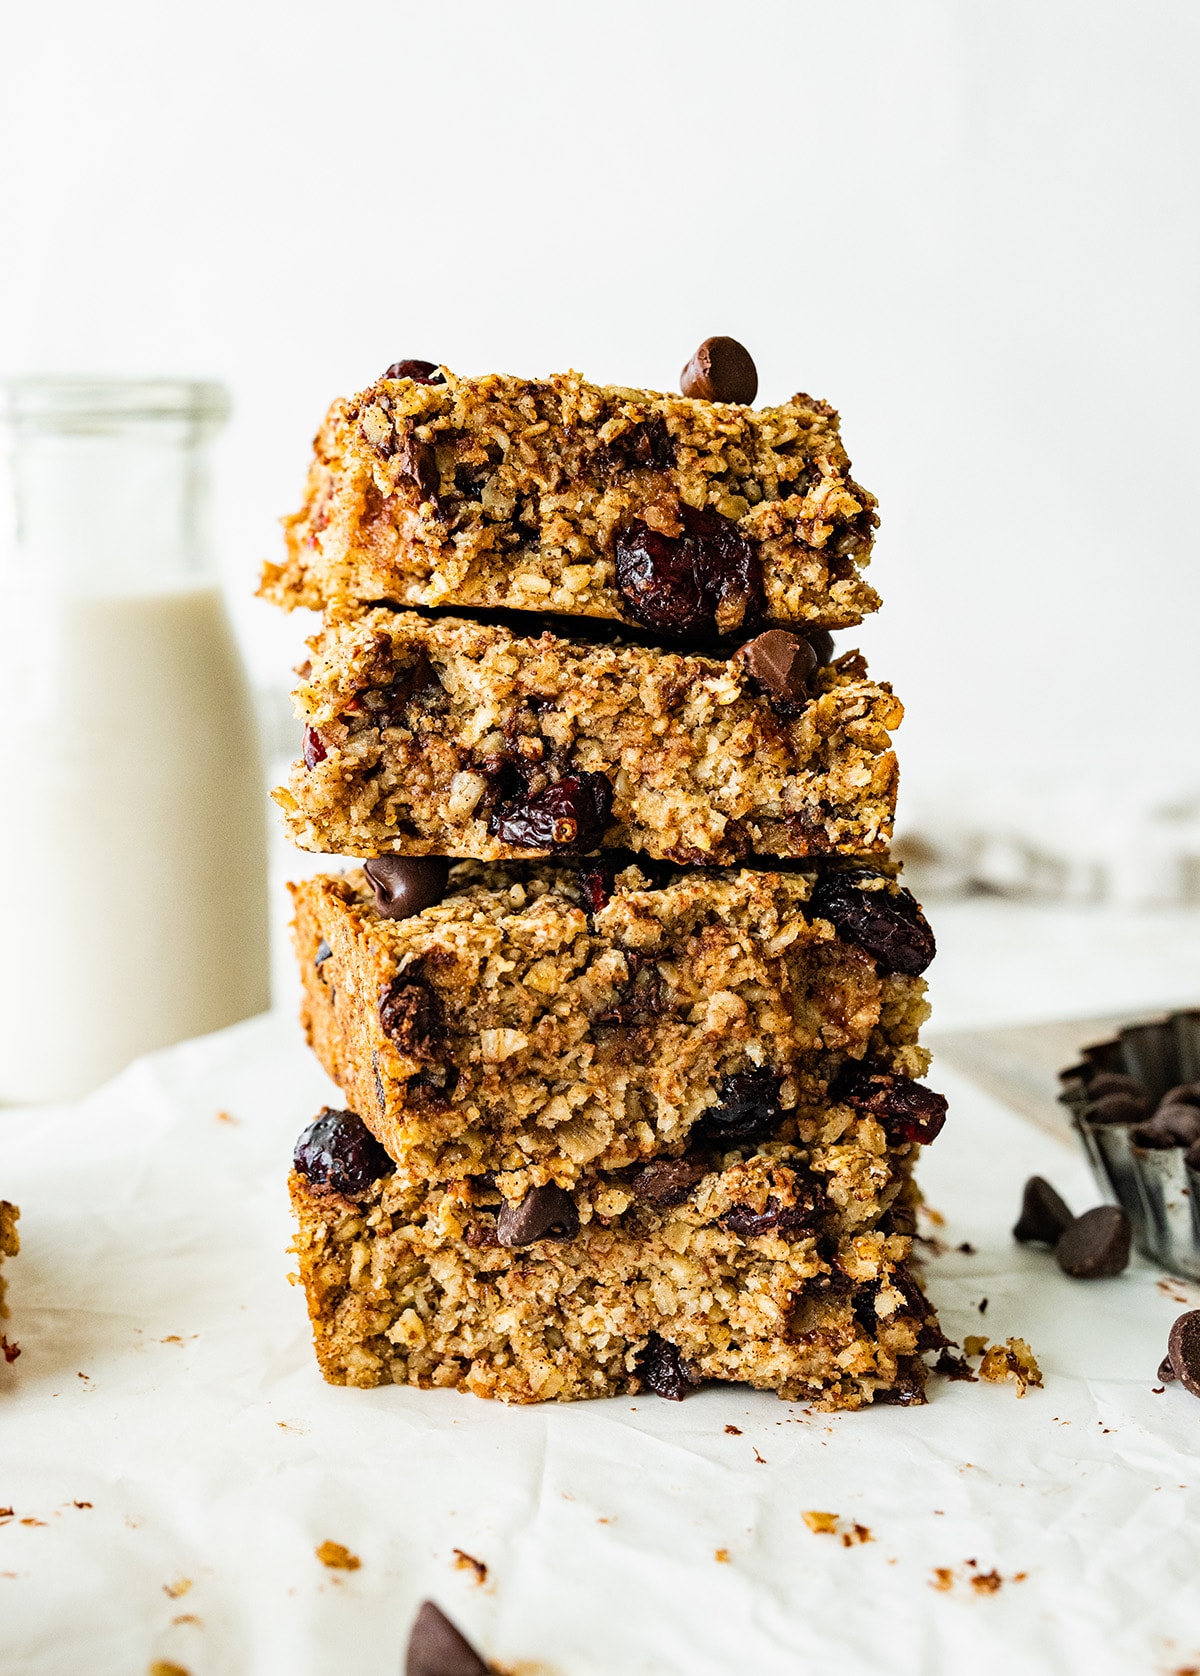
[1158,1353,1178,1383]
[314,939,332,971]
[736,629,818,704]
[1160,1082,1200,1110]
[805,628,836,667]
[680,336,759,405]
[629,1157,707,1208]
[1167,1310,1200,1399]
[639,1332,702,1400]
[363,856,450,920]
[385,360,446,386]
[303,726,327,768]
[695,1069,784,1148]
[1012,1176,1074,1245]
[1088,1090,1153,1126]
[872,1361,928,1405]
[841,1067,948,1145]
[496,1184,579,1247]
[379,973,445,1063]
[293,1108,391,1198]
[405,1599,489,1676]
[810,872,936,977]
[1132,1106,1200,1149]
[489,771,613,852]
[1085,1070,1147,1101]
[1055,1205,1132,1279]
[722,1183,823,1238]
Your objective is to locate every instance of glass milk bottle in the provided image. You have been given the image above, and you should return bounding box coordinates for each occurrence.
[0,378,269,1102]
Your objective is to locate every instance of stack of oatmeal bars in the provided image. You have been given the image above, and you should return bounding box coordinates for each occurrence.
[265,340,947,1408]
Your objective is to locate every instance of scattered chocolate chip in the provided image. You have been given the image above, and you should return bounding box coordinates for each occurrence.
[1055,1205,1132,1279]
[639,1333,702,1400]
[496,1184,579,1247]
[405,1600,489,1676]
[680,336,759,405]
[293,1108,391,1198]
[805,628,836,667]
[385,360,446,386]
[1167,1311,1200,1398]
[841,1067,948,1145]
[629,1157,707,1208]
[614,506,764,639]
[1085,1070,1147,1100]
[314,939,332,971]
[1132,1106,1200,1148]
[379,973,445,1063]
[1012,1176,1074,1245]
[1088,1090,1152,1126]
[934,1348,977,1382]
[695,1069,783,1148]
[489,771,613,852]
[303,726,328,768]
[722,1184,823,1237]
[810,873,936,976]
[735,629,818,705]
[1158,1354,1178,1383]
[363,856,450,920]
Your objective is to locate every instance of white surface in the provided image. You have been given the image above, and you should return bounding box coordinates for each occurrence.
[1,0,1198,835]
[0,583,269,1101]
[2,1014,1199,1675]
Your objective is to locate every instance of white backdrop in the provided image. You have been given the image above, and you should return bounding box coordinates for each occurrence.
[3,0,1197,875]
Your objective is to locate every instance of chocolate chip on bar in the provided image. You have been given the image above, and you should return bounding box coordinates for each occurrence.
[496,1183,579,1247]
[1055,1205,1132,1279]
[629,1157,708,1208]
[1158,1354,1177,1384]
[363,856,451,920]
[1167,1311,1200,1398]
[405,1599,490,1676]
[1012,1176,1074,1245]
[736,629,818,704]
[680,336,759,405]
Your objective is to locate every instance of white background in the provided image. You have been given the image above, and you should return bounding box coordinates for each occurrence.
[2,0,1197,854]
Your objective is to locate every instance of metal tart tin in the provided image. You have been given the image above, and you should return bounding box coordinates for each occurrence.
[1059,1009,1200,1281]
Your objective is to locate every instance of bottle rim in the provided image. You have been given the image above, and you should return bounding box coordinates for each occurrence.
[3,375,231,428]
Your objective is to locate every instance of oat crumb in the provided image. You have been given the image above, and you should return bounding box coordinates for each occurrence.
[453,1548,488,1584]
[714,1548,731,1563]
[163,1578,192,1599]
[978,1337,1042,1396]
[803,1511,840,1535]
[315,1541,361,1571]
[930,1567,954,1591]
[724,1424,742,1435]
[216,1110,240,1125]
[149,1664,192,1676]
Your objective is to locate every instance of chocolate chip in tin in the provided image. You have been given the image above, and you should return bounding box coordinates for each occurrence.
[1131,1105,1200,1149]
[736,629,817,704]
[1167,1311,1200,1398]
[1086,1070,1148,1101]
[1055,1205,1132,1279]
[496,1183,579,1247]
[364,856,450,920]
[405,1599,490,1676]
[1088,1090,1152,1126]
[1187,1138,1200,1172]
[680,335,759,405]
[805,628,835,667]
[1012,1175,1073,1246]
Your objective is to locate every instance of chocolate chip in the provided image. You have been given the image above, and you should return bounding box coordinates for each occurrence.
[495,1183,579,1247]
[363,856,451,920]
[405,1600,489,1676]
[810,872,936,977]
[695,1069,783,1148]
[1167,1311,1200,1398]
[722,1185,823,1237]
[841,1067,948,1145]
[293,1108,391,1198]
[805,628,836,667]
[680,336,759,405]
[379,972,445,1063]
[314,939,332,971]
[1012,1176,1074,1245]
[386,360,446,386]
[1055,1205,1132,1279]
[303,726,327,768]
[1085,1070,1147,1100]
[1161,1082,1200,1109]
[1089,1091,1152,1126]
[736,630,818,704]
[629,1157,707,1208]
[1158,1353,1178,1383]
[1132,1106,1200,1149]
[639,1333,702,1400]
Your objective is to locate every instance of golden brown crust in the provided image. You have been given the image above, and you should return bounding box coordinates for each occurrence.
[260,369,880,629]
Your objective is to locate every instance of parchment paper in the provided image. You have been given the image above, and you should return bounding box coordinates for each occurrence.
[1,1013,1197,1675]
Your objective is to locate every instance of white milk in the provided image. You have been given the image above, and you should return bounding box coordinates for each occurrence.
[0,582,269,1101]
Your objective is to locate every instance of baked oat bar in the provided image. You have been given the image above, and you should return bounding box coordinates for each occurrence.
[275,609,900,864]
[290,1107,943,1406]
[260,369,880,632]
[0,1201,18,1321]
[292,859,937,1194]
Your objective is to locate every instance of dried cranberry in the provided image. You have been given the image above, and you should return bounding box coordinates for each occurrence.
[614,506,764,638]
[489,771,613,852]
[841,1065,948,1145]
[638,1333,702,1400]
[577,857,619,919]
[293,1107,390,1198]
[303,726,327,768]
[695,1069,783,1148]
[810,872,936,975]
[378,972,444,1063]
[603,417,676,470]
[383,359,445,384]
[722,1189,822,1238]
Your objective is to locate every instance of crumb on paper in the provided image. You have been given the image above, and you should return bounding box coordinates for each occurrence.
[931,1564,1027,1594]
[963,1335,989,1358]
[978,1338,1042,1396]
[315,1540,361,1572]
[724,1424,742,1435]
[171,1615,201,1627]
[930,1567,954,1592]
[957,1242,976,1254]
[149,1664,192,1676]
[72,1501,92,1510]
[753,1448,766,1464]
[802,1511,872,1546]
[803,1511,839,1535]
[19,1519,45,1528]
[216,1110,240,1125]
[1,1336,19,1364]
[934,1348,977,1382]
[978,1298,989,1314]
[715,1548,731,1563]
[453,1548,488,1584]
[971,1570,1003,1595]
[163,1578,192,1599]
[921,1205,946,1227]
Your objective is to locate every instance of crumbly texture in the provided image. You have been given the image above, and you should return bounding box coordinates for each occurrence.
[260,370,880,630]
[276,609,900,864]
[290,1147,938,1405]
[292,861,931,1194]
[0,1202,18,1319]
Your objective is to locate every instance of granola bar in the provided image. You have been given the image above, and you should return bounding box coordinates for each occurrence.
[275,609,900,864]
[291,860,934,1195]
[289,1109,940,1406]
[260,370,880,632]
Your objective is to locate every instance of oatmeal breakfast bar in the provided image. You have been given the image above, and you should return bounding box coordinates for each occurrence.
[290,1105,944,1405]
[276,608,900,864]
[292,858,939,1194]
[260,368,880,633]
[0,1201,18,1321]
